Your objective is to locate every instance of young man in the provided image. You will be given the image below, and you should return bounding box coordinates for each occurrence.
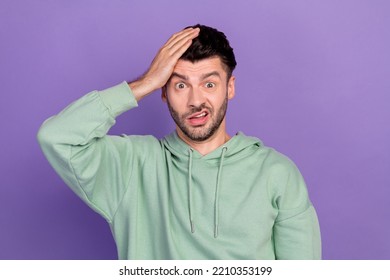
[37,25,321,259]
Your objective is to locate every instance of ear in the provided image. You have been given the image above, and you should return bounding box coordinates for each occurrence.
[227,75,235,100]
[161,86,167,103]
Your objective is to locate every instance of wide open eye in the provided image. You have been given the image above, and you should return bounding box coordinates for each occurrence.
[175,82,186,90]
[205,82,216,88]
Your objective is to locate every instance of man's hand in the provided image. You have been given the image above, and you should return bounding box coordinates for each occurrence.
[129,27,200,101]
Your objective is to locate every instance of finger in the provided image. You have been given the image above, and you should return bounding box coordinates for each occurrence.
[170,38,194,60]
[167,29,199,56]
[165,28,199,50]
[163,28,196,47]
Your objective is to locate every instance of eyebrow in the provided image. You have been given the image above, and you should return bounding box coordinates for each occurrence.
[169,71,221,82]
[170,72,188,81]
[201,71,221,80]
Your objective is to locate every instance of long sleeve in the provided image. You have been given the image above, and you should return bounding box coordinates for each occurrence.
[37,82,138,222]
[271,157,322,260]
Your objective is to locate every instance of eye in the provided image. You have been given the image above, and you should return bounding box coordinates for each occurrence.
[175,82,186,90]
[205,82,216,88]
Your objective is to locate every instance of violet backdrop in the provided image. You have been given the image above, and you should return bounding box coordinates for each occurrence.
[1,0,389,259]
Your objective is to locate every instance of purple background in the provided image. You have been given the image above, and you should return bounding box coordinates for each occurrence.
[1,0,389,260]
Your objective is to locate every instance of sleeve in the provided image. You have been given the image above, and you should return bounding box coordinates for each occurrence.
[37,81,138,222]
[271,156,322,260]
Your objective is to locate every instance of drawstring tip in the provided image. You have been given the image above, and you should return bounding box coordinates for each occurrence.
[190,221,195,234]
[214,226,218,238]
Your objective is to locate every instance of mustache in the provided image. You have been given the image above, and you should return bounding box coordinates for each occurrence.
[182,104,213,118]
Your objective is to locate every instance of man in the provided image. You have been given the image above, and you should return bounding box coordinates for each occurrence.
[37,24,321,259]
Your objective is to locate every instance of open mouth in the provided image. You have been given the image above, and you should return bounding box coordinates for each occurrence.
[189,112,208,119]
[187,111,209,126]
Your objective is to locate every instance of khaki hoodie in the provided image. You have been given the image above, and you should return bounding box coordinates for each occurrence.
[37,82,321,259]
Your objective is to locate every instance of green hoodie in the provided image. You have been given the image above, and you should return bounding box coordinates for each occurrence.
[37,82,321,259]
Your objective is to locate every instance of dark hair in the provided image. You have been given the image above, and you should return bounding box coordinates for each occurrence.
[181,24,237,79]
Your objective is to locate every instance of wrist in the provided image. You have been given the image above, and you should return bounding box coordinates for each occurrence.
[128,78,154,101]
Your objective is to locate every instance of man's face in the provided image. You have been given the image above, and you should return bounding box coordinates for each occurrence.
[162,56,235,142]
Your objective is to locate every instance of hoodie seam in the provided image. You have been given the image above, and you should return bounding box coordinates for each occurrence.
[69,144,113,223]
[274,203,313,224]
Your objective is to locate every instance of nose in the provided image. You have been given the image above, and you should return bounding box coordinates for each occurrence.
[187,87,206,108]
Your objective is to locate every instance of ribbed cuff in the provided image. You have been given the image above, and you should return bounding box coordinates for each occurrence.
[98,81,138,117]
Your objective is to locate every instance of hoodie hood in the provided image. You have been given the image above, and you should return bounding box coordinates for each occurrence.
[162,131,263,238]
[162,131,263,162]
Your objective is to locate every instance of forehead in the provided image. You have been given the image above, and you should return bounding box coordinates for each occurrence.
[172,57,227,80]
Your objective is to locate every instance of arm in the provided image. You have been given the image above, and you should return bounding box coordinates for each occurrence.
[37,83,138,222]
[37,28,200,222]
[271,157,322,260]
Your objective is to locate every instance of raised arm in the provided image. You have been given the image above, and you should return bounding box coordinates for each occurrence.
[37,27,199,222]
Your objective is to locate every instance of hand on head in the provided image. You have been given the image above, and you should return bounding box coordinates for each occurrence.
[129,28,200,101]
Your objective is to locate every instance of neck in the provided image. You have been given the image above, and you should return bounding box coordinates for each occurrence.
[176,121,230,156]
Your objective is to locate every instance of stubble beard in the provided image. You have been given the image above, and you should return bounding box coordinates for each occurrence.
[167,94,228,142]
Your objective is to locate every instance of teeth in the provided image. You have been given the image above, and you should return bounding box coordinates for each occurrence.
[194,112,206,118]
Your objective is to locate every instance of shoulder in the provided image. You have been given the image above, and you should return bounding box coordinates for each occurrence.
[262,146,299,175]
[237,133,303,187]
[238,132,298,171]
[259,146,308,206]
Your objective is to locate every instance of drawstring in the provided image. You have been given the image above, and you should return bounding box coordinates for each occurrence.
[188,148,195,233]
[214,146,227,238]
[187,146,228,238]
